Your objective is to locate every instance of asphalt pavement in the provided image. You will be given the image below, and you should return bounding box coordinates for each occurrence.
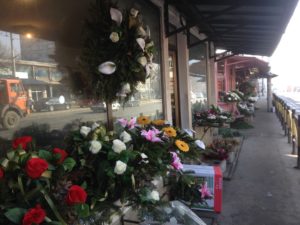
[218,98,300,225]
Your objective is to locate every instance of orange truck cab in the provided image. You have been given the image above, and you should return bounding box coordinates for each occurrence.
[0,78,28,129]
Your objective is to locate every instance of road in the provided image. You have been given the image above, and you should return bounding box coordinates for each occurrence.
[0,101,162,140]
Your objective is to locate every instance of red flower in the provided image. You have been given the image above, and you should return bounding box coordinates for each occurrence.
[12,136,32,150]
[66,185,87,205]
[22,204,46,225]
[0,168,4,179]
[53,148,68,164]
[25,158,48,179]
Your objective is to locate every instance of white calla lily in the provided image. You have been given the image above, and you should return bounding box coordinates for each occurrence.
[98,61,116,75]
[136,38,145,51]
[195,140,205,150]
[110,8,122,26]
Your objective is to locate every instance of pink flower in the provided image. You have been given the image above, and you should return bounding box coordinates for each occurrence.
[199,181,212,199]
[118,117,136,129]
[141,129,162,143]
[170,152,183,170]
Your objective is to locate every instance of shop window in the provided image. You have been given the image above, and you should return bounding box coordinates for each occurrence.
[113,0,163,122]
[189,40,208,114]
[35,66,50,82]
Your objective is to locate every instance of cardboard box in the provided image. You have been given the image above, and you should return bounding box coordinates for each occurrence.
[182,164,223,213]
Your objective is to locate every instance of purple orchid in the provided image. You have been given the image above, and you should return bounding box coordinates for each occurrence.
[117,117,137,129]
[170,152,183,170]
[199,181,213,199]
[141,129,162,142]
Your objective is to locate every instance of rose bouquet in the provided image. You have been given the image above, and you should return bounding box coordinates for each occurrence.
[0,116,204,224]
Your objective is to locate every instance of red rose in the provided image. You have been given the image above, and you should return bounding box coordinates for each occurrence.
[0,168,4,179]
[66,185,87,205]
[12,136,33,150]
[53,148,68,164]
[25,158,48,179]
[22,204,46,225]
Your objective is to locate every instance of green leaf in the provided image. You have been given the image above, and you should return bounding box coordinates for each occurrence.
[62,158,76,172]
[81,181,87,189]
[6,151,15,160]
[39,150,53,161]
[4,208,27,224]
[74,204,90,218]
[80,159,86,166]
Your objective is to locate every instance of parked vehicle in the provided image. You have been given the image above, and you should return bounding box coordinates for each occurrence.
[0,78,28,129]
[34,96,71,112]
[90,102,120,112]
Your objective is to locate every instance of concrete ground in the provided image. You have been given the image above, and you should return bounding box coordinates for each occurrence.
[218,98,300,225]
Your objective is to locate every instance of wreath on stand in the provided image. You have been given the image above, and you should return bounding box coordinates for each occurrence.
[79,0,155,104]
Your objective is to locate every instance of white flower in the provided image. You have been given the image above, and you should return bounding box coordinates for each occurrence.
[228,97,232,101]
[195,140,205,150]
[150,190,160,201]
[120,131,132,143]
[112,139,126,153]
[110,8,122,26]
[98,61,116,75]
[80,126,91,137]
[89,140,102,154]
[114,160,127,175]
[91,122,100,131]
[136,38,145,51]
[121,83,131,94]
[137,56,147,67]
[109,32,119,42]
[137,26,147,37]
[219,115,228,120]
[141,153,148,159]
[207,114,216,120]
[130,8,139,17]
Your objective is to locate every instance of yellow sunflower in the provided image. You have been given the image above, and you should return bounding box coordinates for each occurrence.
[175,140,189,152]
[152,119,165,126]
[163,127,177,137]
[137,116,151,125]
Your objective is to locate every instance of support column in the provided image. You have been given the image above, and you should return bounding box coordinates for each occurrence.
[267,77,272,112]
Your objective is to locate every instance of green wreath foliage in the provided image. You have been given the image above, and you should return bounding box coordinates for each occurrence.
[79,0,155,103]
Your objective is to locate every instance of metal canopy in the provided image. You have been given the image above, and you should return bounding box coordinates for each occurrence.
[166,0,299,56]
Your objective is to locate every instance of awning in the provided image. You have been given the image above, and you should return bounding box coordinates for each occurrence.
[166,0,299,56]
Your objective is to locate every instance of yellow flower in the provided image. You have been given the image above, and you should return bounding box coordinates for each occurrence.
[163,127,177,137]
[175,140,189,152]
[152,119,165,126]
[137,116,151,125]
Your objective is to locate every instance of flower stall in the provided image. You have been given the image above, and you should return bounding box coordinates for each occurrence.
[0,116,207,225]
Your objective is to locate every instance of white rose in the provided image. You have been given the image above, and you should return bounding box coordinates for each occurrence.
[114,160,127,175]
[120,131,132,143]
[112,139,126,153]
[137,56,147,67]
[109,32,119,43]
[150,190,160,201]
[140,153,148,159]
[80,126,91,137]
[89,140,102,154]
[91,122,100,131]
[195,140,205,150]
[130,8,139,17]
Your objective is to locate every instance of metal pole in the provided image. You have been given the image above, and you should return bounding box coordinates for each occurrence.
[9,32,16,77]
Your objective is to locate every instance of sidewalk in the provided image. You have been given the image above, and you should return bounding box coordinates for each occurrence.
[218,98,300,225]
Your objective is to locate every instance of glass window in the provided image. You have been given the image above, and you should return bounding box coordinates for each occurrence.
[189,40,208,114]
[113,0,163,122]
[16,64,33,79]
[34,66,50,82]
[50,68,66,82]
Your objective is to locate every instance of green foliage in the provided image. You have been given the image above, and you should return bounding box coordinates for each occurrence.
[4,208,27,224]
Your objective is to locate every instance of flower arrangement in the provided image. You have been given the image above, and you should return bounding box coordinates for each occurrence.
[78,0,155,104]
[193,105,232,127]
[221,91,241,103]
[237,102,254,116]
[0,116,204,224]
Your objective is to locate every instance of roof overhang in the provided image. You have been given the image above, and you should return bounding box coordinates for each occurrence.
[166,0,299,56]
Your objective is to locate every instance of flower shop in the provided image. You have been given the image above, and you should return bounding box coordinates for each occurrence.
[0,0,296,224]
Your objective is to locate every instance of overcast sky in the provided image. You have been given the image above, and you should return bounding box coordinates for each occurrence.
[270,2,300,89]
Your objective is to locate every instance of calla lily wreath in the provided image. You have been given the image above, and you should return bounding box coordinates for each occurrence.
[80,0,155,103]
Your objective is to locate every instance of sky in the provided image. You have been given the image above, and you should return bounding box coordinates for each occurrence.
[270,1,300,90]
